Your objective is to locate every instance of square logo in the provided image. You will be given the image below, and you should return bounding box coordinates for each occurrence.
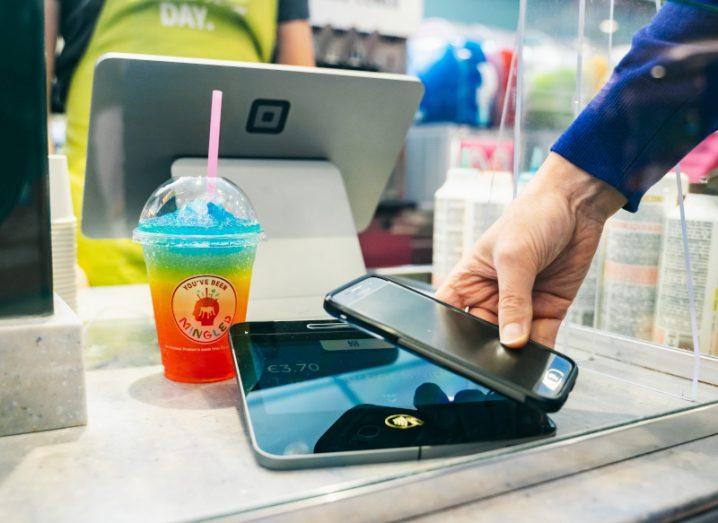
[246,99,290,134]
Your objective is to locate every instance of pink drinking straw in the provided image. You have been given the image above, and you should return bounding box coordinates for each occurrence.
[206,90,223,194]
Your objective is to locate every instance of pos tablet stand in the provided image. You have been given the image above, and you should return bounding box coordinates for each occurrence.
[82,55,423,319]
[173,159,364,318]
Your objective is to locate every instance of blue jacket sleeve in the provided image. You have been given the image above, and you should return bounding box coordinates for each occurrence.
[551,0,718,211]
[278,0,310,22]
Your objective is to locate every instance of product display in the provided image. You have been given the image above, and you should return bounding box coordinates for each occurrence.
[600,173,683,339]
[134,176,262,382]
[432,168,475,286]
[404,125,514,208]
[458,138,514,172]
[432,166,513,286]
[414,39,491,127]
[654,176,718,355]
[465,171,513,252]
[408,20,512,129]
[566,241,604,328]
[432,133,515,287]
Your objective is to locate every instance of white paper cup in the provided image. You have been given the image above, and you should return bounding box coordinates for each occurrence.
[49,156,75,222]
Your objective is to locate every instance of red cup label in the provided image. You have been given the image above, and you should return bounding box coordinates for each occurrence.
[172,275,237,344]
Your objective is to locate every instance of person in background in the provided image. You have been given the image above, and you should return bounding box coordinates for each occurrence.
[44,0,315,285]
[437,0,718,349]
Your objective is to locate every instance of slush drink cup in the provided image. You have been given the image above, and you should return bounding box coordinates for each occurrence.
[134,176,262,383]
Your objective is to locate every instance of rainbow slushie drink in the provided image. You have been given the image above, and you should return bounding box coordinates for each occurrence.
[134,176,262,383]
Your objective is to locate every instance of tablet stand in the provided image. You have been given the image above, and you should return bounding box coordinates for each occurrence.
[173,158,366,318]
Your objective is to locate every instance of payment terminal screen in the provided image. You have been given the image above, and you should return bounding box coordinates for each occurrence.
[231,322,554,457]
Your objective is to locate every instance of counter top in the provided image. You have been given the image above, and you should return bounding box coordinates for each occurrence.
[414,434,718,522]
[3,286,454,522]
[1,285,718,522]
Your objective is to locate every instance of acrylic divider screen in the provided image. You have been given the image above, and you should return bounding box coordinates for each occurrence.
[518,0,718,403]
[426,0,718,411]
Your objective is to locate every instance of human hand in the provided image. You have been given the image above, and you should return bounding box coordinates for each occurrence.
[436,153,626,348]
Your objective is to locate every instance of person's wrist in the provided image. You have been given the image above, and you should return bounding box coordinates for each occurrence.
[533,152,627,224]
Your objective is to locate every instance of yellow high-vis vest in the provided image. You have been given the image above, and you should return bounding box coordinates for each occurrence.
[65,0,278,285]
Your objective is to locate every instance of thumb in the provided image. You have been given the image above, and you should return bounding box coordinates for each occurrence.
[494,249,536,348]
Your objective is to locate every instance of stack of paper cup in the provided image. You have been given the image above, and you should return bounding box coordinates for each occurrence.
[48,155,77,311]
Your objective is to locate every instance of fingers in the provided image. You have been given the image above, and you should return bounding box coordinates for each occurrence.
[436,247,498,312]
[529,318,562,348]
[468,306,497,324]
[494,249,537,348]
[435,278,465,309]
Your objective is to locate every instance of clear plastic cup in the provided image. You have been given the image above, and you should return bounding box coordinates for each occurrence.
[133,176,262,383]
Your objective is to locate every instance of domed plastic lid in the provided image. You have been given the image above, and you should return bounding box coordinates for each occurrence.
[133,176,262,248]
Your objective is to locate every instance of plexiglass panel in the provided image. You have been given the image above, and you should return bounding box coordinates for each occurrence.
[418,0,718,404]
[515,0,718,403]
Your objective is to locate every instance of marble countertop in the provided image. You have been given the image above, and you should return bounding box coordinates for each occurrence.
[1,285,717,522]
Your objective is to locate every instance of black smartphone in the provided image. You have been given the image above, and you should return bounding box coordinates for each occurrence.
[324,275,578,412]
[230,320,555,469]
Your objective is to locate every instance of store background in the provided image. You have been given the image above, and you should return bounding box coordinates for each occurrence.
[424,0,518,28]
[46,0,718,358]
[311,0,718,358]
